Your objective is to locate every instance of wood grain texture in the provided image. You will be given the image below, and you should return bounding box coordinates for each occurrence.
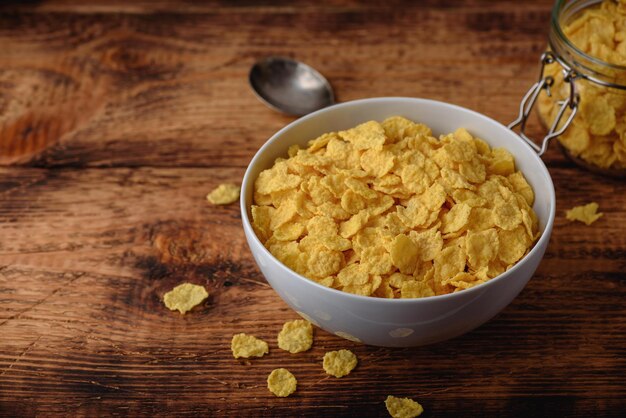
[0,0,552,168]
[0,1,625,417]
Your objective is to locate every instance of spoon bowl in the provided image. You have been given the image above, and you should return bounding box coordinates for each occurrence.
[249,57,335,116]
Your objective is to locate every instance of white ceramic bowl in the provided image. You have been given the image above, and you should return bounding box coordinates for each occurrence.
[241,97,555,347]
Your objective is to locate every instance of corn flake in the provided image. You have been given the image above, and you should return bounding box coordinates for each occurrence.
[388,272,413,289]
[434,245,466,282]
[389,234,419,274]
[163,283,208,314]
[337,263,370,287]
[497,226,530,265]
[308,132,337,152]
[323,349,358,378]
[441,167,474,189]
[341,189,367,214]
[255,161,301,195]
[340,211,370,238]
[267,368,297,397]
[442,203,472,234]
[374,277,395,298]
[207,183,240,205]
[488,148,515,176]
[566,202,604,225]
[582,94,616,136]
[339,121,386,151]
[360,245,394,275]
[400,280,435,298]
[385,395,424,418]
[443,272,485,291]
[361,149,396,177]
[273,221,306,241]
[231,333,269,359]
[507,172,534,206]
[277,319,313,353]
[382,116,432,142]
[465,228,499,271]
[343,283,375,296]
[306,248,343,278]
[493,197,522,231]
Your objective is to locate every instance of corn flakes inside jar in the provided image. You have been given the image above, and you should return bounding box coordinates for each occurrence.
[536,0,626,176]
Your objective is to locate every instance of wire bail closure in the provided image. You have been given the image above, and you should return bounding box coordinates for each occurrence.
[508,51,580,156]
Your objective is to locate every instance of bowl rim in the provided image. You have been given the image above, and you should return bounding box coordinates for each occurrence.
[240,97,556,304]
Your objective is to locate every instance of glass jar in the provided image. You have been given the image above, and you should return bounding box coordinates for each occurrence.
[516,0,626,177]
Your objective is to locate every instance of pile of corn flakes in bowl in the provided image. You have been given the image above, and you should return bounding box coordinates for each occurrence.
[241,98,556,347]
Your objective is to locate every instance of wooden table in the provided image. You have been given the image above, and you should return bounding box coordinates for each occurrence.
[1,1,624,416]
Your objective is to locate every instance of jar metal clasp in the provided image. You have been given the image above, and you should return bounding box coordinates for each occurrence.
[508,51,580,156]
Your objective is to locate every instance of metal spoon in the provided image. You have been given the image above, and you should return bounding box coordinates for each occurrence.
[249,57,335,116]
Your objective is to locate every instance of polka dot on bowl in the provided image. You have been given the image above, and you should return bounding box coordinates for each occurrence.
[296,311,320,327]
[334,331,362,343]
[389,328,414,338]
[284,291,301,308]
[313,310,332,321]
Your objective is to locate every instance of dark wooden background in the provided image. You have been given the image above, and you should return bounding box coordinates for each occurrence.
[0,1,624,416]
